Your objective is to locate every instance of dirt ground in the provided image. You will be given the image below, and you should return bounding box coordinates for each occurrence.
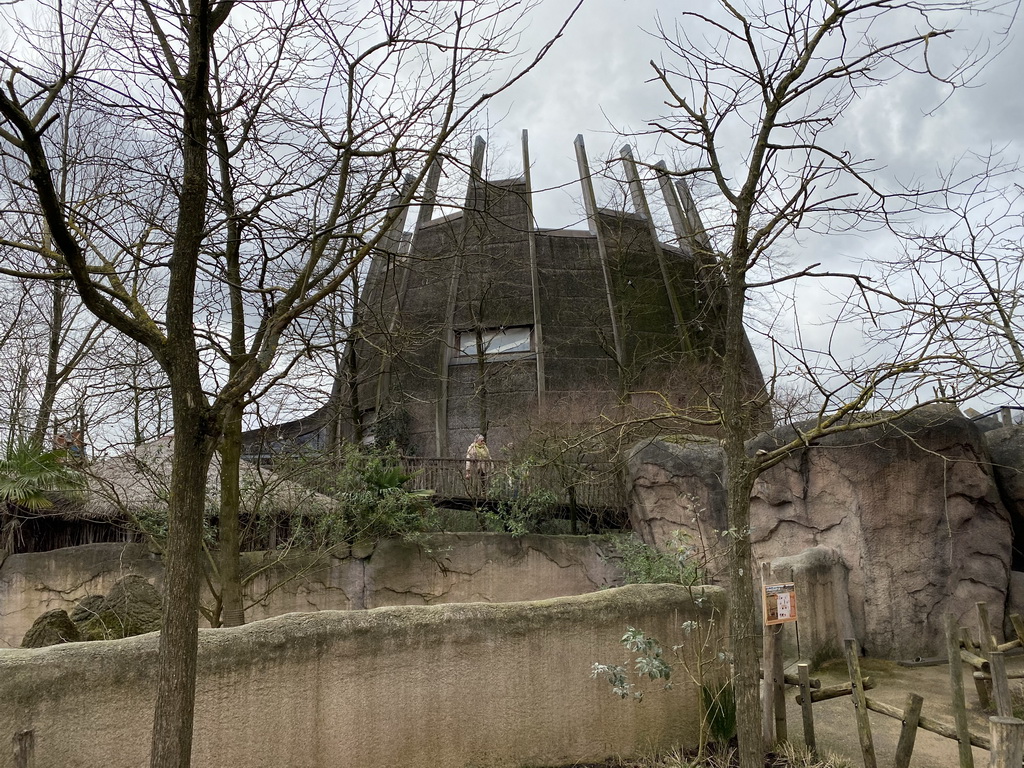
[781,652,1024,766]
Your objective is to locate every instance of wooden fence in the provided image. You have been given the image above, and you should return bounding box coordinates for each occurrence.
[765,599,1024,768]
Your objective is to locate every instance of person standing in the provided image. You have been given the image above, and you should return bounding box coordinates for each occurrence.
[464,434,491,488]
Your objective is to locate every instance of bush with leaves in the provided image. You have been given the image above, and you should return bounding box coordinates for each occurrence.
[616,530,705,586]
[593,599,732,759]
[323,443,436,542]
[477,458,560,536]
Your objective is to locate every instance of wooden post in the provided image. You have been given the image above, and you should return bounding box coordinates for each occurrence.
[947,613,977,768]
[13,730,34,768]
[893,693,923,768]
[761,562,786,747]
[773,630,786,744]
[987,716,1024,768]
[798,662,816,754]
[990,651,1013,718]
[1010,614,1024,646]
[963,626,982,656]
[978,602,999,654]
[844,638,877,768]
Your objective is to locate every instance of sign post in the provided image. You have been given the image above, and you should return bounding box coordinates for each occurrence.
[761,565,798,746]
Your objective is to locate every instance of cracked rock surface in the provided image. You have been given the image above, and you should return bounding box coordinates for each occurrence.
[629,409,1013,658]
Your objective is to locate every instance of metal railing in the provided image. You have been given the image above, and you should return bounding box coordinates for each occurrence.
[399,456,628,512]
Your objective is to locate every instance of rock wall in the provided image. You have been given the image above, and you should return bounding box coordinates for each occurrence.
[629,409,1014,659]
[0,534,623,648]
[0,585,726,768]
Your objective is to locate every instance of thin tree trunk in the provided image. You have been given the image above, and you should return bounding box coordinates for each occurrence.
[219,401,244,627]
[720,242,764,768]
[31,277,65,446]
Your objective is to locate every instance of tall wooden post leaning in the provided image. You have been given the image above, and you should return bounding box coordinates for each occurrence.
[990,651,1012,718]
[893,693,923,768]
[844,638,877,768]
[947,612,977,768]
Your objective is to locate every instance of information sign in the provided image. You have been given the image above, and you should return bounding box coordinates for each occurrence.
[763,582,798,625]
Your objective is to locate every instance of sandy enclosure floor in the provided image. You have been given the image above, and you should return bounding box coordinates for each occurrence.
[780,652,1024,767]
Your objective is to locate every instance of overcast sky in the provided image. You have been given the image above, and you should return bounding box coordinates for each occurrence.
[466,0,1024,413]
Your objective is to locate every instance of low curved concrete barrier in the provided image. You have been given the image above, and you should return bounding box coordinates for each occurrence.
[1,583,726,768]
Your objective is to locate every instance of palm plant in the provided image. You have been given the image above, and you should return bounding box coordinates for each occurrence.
[0,440,85,551]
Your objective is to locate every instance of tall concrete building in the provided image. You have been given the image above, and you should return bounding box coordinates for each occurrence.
[330,133,768,459]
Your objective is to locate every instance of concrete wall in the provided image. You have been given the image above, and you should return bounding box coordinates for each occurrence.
[0,534,624,648]
[0,584,727,768]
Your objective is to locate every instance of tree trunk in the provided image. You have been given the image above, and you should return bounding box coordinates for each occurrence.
[720,242,764,768]
[31,278,65,446]
[148,401,217,768]
[219,401,245,627]
[725,453,760,768]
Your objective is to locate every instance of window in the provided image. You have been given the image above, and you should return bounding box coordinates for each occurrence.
[457,327,532,357]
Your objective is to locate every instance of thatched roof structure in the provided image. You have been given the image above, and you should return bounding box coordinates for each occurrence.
[81,437,336,520]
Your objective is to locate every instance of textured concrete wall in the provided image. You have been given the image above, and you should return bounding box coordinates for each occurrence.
[0,544,165,649]
[0,534,624,648]
[0,584,726,768]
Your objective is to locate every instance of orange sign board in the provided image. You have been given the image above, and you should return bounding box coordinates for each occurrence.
[763,582,798,625]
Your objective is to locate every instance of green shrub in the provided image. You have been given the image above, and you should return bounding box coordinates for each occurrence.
[325,443,436,542]
[479,459,559,536]
[615,531,704,585]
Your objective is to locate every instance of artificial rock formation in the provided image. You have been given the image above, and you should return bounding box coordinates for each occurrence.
[78,575,163,641]
[629,408,1013,659]
[21,609,81,648]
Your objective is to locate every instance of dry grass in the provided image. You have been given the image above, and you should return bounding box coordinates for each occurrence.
[560,743,854,768]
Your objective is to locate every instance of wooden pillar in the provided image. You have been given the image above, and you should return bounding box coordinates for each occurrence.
[436,137,485,456]
[988,716,1024,768]
[573,134,624,371]
[893,693,923,768]
[948,613,977,768]
[619,145,690,353]
[844,638,877,768]
[521,129,546,408]
[797,662,816,754]
[416,158,442,227]
[991,651,1013,718]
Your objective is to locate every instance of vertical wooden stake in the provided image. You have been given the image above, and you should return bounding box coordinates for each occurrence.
[1009,614,1024,647]
[798,662,816,754]
[844,638,877,768]
[947,613,976,768]
[760,562,787,747]
[963,626,981,656]
[987,716,1024,768]
[13,730,34,768]
[893,693,923,768]
[990,651,1012,718]
[978,602,998,654]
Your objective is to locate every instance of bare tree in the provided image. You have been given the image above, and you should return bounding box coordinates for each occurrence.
[646,2,1012,765]
[878,167,1024,403]
[0,1,581,766]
